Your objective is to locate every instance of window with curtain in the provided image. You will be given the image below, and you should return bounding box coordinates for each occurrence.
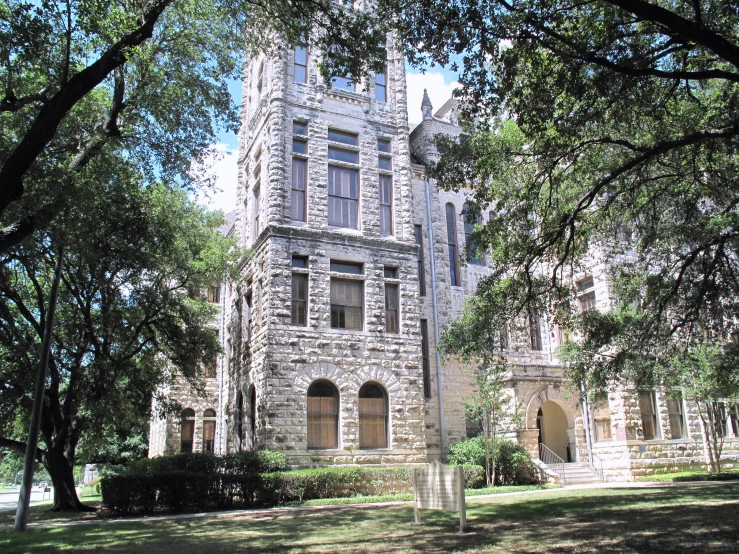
[307,381,339,449]
[180,409,195,453]
[359,383,388,448]
[445,203,459,286]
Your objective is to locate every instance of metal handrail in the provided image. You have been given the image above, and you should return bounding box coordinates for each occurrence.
[590,452,606,482]
[539,443,567,486]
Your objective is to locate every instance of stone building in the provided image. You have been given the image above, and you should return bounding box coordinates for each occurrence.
[149,32,739,481]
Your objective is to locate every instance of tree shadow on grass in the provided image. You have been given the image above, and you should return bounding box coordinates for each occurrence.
[1,484,737,553]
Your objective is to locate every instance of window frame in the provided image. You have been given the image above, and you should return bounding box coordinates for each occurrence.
[414,225,426,296]
[202,409,216,453]
[307,380,340,449]
[463,202,483,266]
[291,270,308,327]
[638,390,659,439]
[445,203,460,286]
[292,121,309,223]
[666,393,686,439]
[294,43,308,83]
[375,69,387,102]
[358,382,389,449]
[180,408,195,453]
[384,267,399,333]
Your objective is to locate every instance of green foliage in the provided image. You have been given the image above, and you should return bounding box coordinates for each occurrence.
[449,438,541,486]
[128,450,287,476]
[383,0,739,399]
[634,469,739,483]
[101,458,485,514]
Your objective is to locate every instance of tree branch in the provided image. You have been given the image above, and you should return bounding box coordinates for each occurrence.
[0,436,45,462]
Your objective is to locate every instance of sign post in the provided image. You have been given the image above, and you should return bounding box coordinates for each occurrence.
[412,460,467,534]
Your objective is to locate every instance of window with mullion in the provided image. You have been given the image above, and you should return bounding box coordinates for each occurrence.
[330,278,363,330]
[294,44,308,83]
[639,391,659,439]
[328,166,359,228]
[666,393,685,439]
[375,70,387,102]
[445,203,460,286]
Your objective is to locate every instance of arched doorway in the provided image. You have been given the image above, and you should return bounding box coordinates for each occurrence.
[538,401,572,462]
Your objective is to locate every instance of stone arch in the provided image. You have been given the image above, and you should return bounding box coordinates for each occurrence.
[293,362,362,394]
[523,385,579,430]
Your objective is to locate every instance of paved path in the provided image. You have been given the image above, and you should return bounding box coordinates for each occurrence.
[0,480,731,531]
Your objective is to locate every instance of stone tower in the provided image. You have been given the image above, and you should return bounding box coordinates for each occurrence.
[227,33,429,466]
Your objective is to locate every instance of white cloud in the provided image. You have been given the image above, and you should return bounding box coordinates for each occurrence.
[194,143,239,215]
[406,71,459,125]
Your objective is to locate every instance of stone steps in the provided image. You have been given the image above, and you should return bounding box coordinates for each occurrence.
[558,462,604,485]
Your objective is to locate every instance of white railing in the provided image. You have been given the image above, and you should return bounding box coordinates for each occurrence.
[539,443,567,486]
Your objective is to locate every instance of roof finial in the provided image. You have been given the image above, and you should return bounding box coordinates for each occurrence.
[421,89,433,121]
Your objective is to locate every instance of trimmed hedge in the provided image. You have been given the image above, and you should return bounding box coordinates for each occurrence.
[101,457,485,515]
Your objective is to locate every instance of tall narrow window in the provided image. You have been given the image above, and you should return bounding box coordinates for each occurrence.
[731,404,739,437]
[499,323,509,350]
[328,167,358,228]
[359,383,388,448]
[294,44,308,83]
[236,392,244,450]
[384,269,399,333]
[529,311,543,351]
[292,255,308,326]
[421,320,431,398]
[414,225,426,296]
[307,381,339,449]
[592,400,612,441]
[253,184,261,242]
[375,69,387,102]
[180,409,195,453]
[463,202,483,265]
[445,203,460,286]
[250,387,257,445]
[292,122,308,222]
[639,391,658,439]
[379,175,393,235]
[202,409,216,453]
[256,60,264,104]
[208,285,220,304]
[666,393,685,439]
[205,329,218,378]
[713,401,728,437]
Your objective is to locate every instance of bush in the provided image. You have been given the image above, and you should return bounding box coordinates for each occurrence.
[101,460,486,515]
[448,437,540,486]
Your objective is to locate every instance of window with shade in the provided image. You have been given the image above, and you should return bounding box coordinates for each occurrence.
[328,130,359,229]
[639,391,659,439]
[666,393,685,439]
[202,409,216,453]
[445,203,460,286]
[292,121,308,222]
[180,408,195,453]
[291,255,308,326]
[307,381,339,449]
[294,44,307,83]
[330,260,363,330]
[359,383,388,449]
[463,202,483,265]
[384,266,399,333]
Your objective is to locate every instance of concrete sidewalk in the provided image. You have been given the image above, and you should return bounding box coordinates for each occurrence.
[0,480,731,531]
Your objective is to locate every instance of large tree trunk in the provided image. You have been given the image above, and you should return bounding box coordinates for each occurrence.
[44,441,93,512]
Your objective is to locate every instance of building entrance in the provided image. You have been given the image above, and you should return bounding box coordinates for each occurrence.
[537,401,573,462]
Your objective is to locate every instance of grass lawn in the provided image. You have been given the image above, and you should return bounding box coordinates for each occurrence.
[0,496,103,527]
[1,483,738,553]
[634,468,739,482]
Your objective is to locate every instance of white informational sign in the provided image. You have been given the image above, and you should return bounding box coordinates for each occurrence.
[412,460,467,533]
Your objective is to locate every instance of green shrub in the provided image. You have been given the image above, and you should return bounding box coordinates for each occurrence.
[448,437,540,486]
[101,462,485,514]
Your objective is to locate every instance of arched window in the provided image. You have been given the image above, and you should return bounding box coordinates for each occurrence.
[307,381,339,449]
[463,202,483,266]
[203,409,216,453]
[445,203,460,286]
[235,392,244,450]
[180,409,195,453]
[359,383,388,449]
